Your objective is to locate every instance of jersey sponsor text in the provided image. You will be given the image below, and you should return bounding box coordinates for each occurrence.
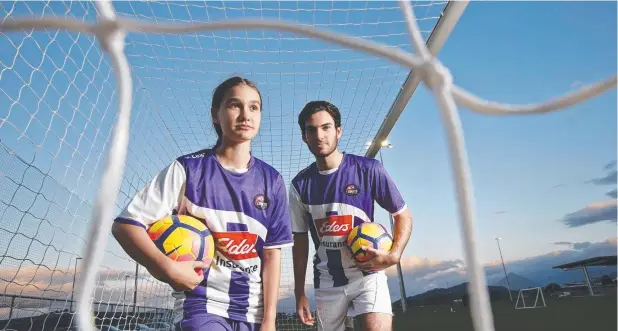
[316,215,353,237]
[215,255,259,273]
[321,241,347,249]
[216,232,259,260]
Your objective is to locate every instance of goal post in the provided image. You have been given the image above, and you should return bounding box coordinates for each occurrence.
[514,287,547,310]
[0,1,451,330]
[1,2,615,331]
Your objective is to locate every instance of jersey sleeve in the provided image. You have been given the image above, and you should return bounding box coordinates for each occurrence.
[289,183,311,234]
[371,160,407,216]
[263,175,294,249]
[114,160,187,229]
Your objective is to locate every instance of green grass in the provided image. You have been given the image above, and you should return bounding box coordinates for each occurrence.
[394,293,617,331]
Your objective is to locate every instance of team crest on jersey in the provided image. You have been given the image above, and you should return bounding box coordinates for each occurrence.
[253,194,270,210]
[216,231,259,260]
[315,215,353,237]
[344,184,360,196]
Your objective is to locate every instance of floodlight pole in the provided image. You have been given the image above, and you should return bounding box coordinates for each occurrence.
[582,266,595,296]
[70,256,82,312]
[364,0,470,159]
[133,263,138,315]
[378,145,407,313]
[123,275,129,316]
[495,237,513,301]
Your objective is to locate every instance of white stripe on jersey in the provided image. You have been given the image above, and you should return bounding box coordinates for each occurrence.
[184,198,268,239]
[205,263,232,318]
[305,202,372,223]
[289,185,310,233]
[119,160,186,227]
[304,203,374,288]
[246,278,263,323]
[263,242,294,249]
[392,204,408,216]
[183,198,267,322]
[172,292,186,324]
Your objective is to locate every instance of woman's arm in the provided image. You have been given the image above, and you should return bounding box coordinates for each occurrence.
[112,222,205,291]
[261,248,282,329]
[112,160,203,291]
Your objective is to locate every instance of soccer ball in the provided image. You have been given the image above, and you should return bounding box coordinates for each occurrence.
[346,222,393,263]
[147,215,215,273]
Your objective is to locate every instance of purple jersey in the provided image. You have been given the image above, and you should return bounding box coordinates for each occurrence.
[115,149,293,324]
[289,153,406,289]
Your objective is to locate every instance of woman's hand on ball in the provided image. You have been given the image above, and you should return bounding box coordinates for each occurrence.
[160,260,206,291]
[355,246,399,273]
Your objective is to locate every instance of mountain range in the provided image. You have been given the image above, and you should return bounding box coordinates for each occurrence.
[391,268,617,308]
[491,272,539,290]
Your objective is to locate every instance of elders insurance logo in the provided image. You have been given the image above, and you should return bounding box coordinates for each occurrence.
[316,215,352,237]
[216,232,259,260]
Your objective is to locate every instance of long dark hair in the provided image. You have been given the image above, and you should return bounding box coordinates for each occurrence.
[211,76,262,148]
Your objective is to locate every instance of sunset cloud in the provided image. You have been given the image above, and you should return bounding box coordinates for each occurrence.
[559,200,617,227]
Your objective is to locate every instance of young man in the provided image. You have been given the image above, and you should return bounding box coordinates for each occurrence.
[289,101,413,331]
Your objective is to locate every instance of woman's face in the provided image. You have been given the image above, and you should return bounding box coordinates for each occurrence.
[213,84,262,144]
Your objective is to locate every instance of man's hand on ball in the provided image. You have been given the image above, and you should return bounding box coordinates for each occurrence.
[356,246,399,273]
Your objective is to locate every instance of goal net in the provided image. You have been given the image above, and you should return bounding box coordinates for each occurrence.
[514,287,546,310]
[1,1,615,331]
[0,1,448,330]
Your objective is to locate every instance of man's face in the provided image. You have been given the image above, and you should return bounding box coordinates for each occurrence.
[302,110,342,158]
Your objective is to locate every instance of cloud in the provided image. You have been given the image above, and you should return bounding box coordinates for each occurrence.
[604,161,617,171]
[588,170,617,186]
[559,200,617,227]
[0,264,172,309]
[587,162,617,200]
[552,241,592,251]
[386,256,464,279]
[570,81,584,89]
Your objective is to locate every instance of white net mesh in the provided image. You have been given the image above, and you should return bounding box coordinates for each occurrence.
[1,1,616,331]
[0,1,176,329]
[0,1,448,330]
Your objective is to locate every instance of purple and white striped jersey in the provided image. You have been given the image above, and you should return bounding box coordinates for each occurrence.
[289,153,406,289]
[115,149,293,324]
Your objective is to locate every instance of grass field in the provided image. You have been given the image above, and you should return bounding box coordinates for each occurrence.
[1,291,614,330]
[393,292,617,331]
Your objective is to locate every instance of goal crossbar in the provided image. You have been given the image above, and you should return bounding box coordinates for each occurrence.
[0,2,615,331]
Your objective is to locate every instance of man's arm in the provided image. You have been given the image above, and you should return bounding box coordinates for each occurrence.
[292,233,309,296]
[356,207,413,272]
[386,207,413,263]
[357,161,413,272]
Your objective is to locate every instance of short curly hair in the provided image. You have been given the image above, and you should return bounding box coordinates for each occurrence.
[297,100,341,136]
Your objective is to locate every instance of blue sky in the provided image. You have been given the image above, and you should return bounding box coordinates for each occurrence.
[0,0,616,310]
[376,0,617,264]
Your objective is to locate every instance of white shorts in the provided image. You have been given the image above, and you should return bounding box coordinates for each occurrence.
[315,272,392,331]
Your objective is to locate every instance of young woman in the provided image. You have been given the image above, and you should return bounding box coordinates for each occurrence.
[112,76,293,331]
